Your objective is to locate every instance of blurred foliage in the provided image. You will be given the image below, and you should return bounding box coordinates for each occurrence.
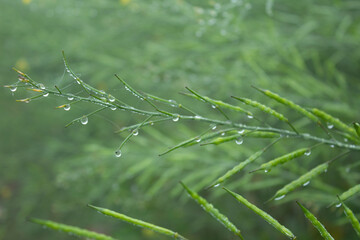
[1,0,360,239]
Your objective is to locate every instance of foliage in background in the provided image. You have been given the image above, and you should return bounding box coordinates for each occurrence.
[1,0,360,239]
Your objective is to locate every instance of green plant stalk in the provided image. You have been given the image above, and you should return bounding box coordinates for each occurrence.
[29,218,117,240]
[180,182,244,240]
[297,202,334,240]
[225,188,296,239]
[88,205,188,240]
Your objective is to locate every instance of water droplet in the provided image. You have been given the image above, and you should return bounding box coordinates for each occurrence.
[275,195,285,201]
[303,181,310,186]
[211,125,217,130]
[324,169,328,173]
[110,106,117,111]
[327,123,334,129]
[124,86,130,91]
[132,129,138,136]
[264,169,270,173]
[344,138,348,142]
[330,144,335,148]
[80,116,88,125]
[64,104,71,111]
[43,92,49,97]
[67,96,74,101]
[304,150,311,156]
[115,150,122,158]
[221,132,225,136]
[211,105,216,109]
[336,203,342,208]
[238,129,245,134]
[150,122,154,126]
[247,114,254,119]
[195,138,201,143]
[213,183,220,188]
[10,86,17,92]
[39,83,45,90]
[172,115,179,122]
[195,115,202,120]
[108,94,115,102]
[235,138,243,145]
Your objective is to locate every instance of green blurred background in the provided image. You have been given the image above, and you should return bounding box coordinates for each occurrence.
[1,0,360,239]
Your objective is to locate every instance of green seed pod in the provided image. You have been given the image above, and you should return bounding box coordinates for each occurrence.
[253,86,319,123]
[269,162,328,201]
[354,122,360,138]
[312,108,357,137]
[297,202,335,240]
[29,218,116,240]
[232,96,298,133]
[341,201,360,237]
[338,184,360,202]
[255,148,308,172]
[88,205,188,240]
[180,182,244,240]
[225,188,296,239]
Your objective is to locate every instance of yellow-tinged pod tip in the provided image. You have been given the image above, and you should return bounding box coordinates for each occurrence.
[27,88,43,92]
[56,104,66,109]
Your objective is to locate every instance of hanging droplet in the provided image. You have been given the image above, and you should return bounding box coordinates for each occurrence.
[10,86,17,92]
[264,169,270,173]
[150,122,154,126]
[110,106,116,111]
[172,115,179,122]
[132,129,139,136]
[235,138,243,145]
[211,125,217,130]
[39,83,45,90]
[169,100,177,107]
[213,183,220,188]
[80,116,88,125]
[115,150,122,158]
[238,129,245,134]
[221,132,225,136]
[275,195,285,201]
[43,92,49,97]
[124,86,130,91]
[327,123,334,129]
[108,94,115,102]
[195,138,201,143]
[304,149,311,156]
[211,105,216,109]
[247,114,254,119]
[303,181,310,186]
[68,96,74,101]
[64,104,71,111]
[336,203,342,208]
[195,115,202,120]
[330,144,335,148]
[344,138,348,142]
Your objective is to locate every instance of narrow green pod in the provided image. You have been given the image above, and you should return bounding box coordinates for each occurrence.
[29,218,116,240]
[297,202,334,240]
[269,162,328,202]
[254,148,308,172]
[232,96,298,133]
[312,108,357,137]
[183,90,253,116]
[88,205,188,240]
[224,188,296,239]
[180,182,244,240]
[203,131,280,146]
[341,201,360,237]
[354,122,360,138]
[253,86,319,123]
[338,184,360,202]
[208,140,279,188]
